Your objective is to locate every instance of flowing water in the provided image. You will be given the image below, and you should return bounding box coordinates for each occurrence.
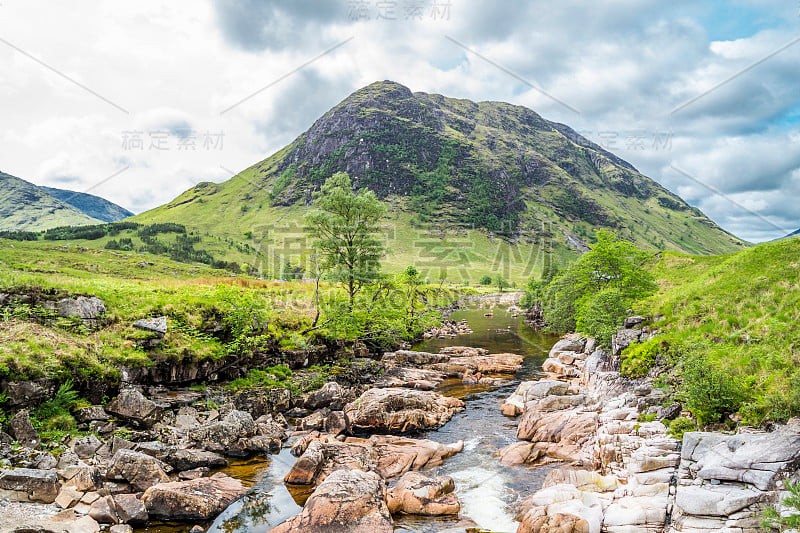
[142,301,560,533]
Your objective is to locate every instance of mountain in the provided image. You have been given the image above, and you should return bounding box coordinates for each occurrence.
[135,81,748,280]
[781,229,800,239]
[0,172,103,231]
[41,186,133,223]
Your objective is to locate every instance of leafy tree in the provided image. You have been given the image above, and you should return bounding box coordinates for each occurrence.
[479,275,493,285]
[304,172,388,308]
[496,276,509,292]
[539,230,657,342]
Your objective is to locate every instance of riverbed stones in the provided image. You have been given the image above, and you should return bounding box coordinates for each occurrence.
[284,435,463,486]
[106,390,163,428]
[141,473,247,521]
[9,410,40,449]
[386,472,460,516]
[0,468,59,503]
[343,388,464,434]
[269,469,392,533]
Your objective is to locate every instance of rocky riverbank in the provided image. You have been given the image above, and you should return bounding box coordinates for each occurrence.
[501,327,800,532]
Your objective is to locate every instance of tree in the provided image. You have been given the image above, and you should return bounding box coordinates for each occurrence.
[539,230,657,342]
[479,275,493,285]
[496,275,509,292]
[304,172,387,308]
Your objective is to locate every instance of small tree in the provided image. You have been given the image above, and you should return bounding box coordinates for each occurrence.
[304,172,387,308]
[479,275,493,286]
[496,276,509,292]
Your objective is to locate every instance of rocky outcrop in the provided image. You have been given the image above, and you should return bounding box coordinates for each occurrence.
[501,380,571,416]
[386,471,460,516]
[269,469,393,533]
[141,473,247,521]
[106,450,171,491]
[343,388,464,434]
[284,434,463,486]
[9,410,40,449]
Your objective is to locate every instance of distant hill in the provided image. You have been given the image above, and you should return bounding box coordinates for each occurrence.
[782,229,800,239]
[133,81,748,280]
[41,186,133,223]
[0,172,102,231]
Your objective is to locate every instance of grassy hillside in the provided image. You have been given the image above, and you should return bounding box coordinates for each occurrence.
[0,172,102,231]
[626,237,800,425]
[0,238,459,394]
[133,81,747,283]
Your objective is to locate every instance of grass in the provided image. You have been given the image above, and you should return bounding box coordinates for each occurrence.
[628,237,800,425]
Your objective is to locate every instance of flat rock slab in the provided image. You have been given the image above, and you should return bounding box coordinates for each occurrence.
[132,316,167,335]
[142,474,247,521]
[0,467,60,503]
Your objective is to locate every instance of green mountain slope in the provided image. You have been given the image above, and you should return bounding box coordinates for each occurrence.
[0,172,102,231]
[42,186,133,223]
[135,81,747,282]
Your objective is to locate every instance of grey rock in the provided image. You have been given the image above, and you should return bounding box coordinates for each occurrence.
[549,338,587,356]
[623,315,647,328]
[4,381,50,407]
[74,406,110,423]
[0,467,60,503]
[113,493,148,524]
[54,296,106,320]
[9,410,40,449]
[658,403,682,421]
[106,389,163,428]
[72,435,103,459]
[132,316,167,335]
[106,449,171,491]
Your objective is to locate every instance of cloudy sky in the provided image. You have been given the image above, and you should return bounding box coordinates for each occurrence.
[1,1,799,242]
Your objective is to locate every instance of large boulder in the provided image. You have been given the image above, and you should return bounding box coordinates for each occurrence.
[516,484,603,533]
[344,388,464,434]
[549,338,587,356]
[188,410,256,455]
[106,390,163,428]
[386,472,460,516]
[0,467,60,503]
[52,296,106,321]
[106,449,171,491]
[142,473,247,521]
[165,448,227,472]
[9,410,40,449]
[501,380,570,416]
[284,435,463,486]
[269,469,392,533]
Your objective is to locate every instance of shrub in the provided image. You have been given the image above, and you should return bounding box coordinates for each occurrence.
[666,416,697,440]
[478,275,492,285]
[681,357,747,427]
[621,337,668,378]
[762,481,800,531]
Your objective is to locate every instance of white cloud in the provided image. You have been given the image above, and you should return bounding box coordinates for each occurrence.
[0,0,797,241]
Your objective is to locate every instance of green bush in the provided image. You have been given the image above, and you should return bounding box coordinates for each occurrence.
[681,357,747,427]
[621,338,669,378]
[478,275,492,286]
[762,481,800,531]
[666,416,697,440]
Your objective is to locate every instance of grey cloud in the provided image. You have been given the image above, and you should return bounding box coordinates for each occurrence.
[213,0,345,52]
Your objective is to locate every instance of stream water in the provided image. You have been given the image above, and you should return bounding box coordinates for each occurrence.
[141,302,560,533]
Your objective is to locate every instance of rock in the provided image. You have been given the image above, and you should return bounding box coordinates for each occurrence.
[89,496,119,524]
[166,448,227,471]
[55,486,84,509]
[517,409,598,462]
[516,484,603,533]
[132,316,167,335]
[302,382,350,410]
[106,390,163,428]
[373,366,444,390]
[113,493,148,524]
[383,350,450,366]
[189,526,204,533]
[386,472,460,516]
[174,414,201,430]
[142,473,247,521]
[189,410,256,455]
[623,315,647,328]
[658,403,682,421]
[72,435,103,459]
[73,406,110,424]
[343,388,464,434]
[109,526,133,533]
[0,467,60,503]
[541,358,579,378]
[179,467,209,480]
[106,449,171,491]
[4,381,49,407]
[62,465,100,492]
[54,296,106,321]
[502,380,570,416]
[9,410,40,449]
[0,431,11,444]
[498,441,540,466]
[611,329,643,356]
[550,338,586,356]
[285,435,463,486]
[269,469,392,533]
[69,515,101,533]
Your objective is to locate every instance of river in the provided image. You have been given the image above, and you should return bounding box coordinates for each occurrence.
[140,300,560,533]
